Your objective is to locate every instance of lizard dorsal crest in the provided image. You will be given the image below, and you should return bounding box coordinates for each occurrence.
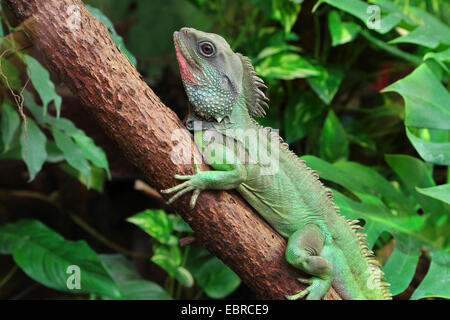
[237,54,269,117]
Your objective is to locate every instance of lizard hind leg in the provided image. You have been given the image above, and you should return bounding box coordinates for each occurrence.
[285,224,334,300]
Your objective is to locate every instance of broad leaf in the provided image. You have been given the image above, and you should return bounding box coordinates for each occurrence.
[25,55,62,117]
[417,184,450,206]
[127,209,178,245]
[100,254,172,299]
[255,52,319,80]
[383,64,450,130]
[385,154,447,224]
[424,48,450,74]
[52,128,91,182]
[321,0,411,34]
[406,128,450,166]
[0,58,22,91]
[1,100,20,153]
[390,7,450,48]
[307,64,345,105]
[71,131,111,178]
[24,91,110,184]
[319,110,349,162]
[410,250,450,300]
[284,91,326,143]
[328,10,360,46]
[20,118,47,181]
[186,246,241,299]
[271,0,301,33]
[0,219,121,298]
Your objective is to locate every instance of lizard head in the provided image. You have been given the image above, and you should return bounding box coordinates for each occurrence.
[174,27,268,122]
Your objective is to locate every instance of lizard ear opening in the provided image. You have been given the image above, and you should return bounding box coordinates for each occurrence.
[237,53,269,117]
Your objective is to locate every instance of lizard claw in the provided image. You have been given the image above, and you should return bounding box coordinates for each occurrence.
[285,277,331,300]
[161,161,204,208]
[296,277,313,285]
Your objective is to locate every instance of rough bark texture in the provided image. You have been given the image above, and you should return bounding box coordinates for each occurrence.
[5,0,341,300]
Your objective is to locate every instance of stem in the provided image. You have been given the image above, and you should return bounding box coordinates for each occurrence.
[193,288,204,300]
[175,245,191,299]
[0,265,19,289]
[360,29,422,65]
[314,14,321,59]
[68,211,150,259]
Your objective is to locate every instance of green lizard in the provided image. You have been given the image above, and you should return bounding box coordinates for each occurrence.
[162,27,392,300]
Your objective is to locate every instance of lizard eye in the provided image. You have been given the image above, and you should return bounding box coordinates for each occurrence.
[198,41,216,57]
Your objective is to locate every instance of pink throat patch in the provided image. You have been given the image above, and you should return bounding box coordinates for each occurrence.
[174,40,195,84]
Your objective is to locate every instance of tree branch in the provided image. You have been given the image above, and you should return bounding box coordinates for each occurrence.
[4,0,341,300]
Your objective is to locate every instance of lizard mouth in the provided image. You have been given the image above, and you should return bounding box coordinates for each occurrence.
[173,30,199,84]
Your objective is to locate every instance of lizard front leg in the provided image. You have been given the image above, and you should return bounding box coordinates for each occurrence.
[161,162,246,208]
[162,130,247,208]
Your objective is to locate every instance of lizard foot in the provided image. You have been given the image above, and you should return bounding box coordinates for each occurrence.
[161,162,204,209]
[285,277,331,300]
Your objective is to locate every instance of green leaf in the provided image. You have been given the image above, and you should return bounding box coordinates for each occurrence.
[71,131,111,179]
[0,219,121,298]
[100,254,172,299]
[383,64,450,130]
[385,154,447,224]
[390,7,450,49]
[319,110,349,162]
[52,128,91,182]
[23,91,74,131]
[406,128,450,166]
[0,58,22,91]
[60,163,106,192]
[319,0,369,23]
[255,52,319,80]
[186,246,240,299]
[271,0,301,33]
[1,100,20,153]
[424,48,450,74]
[284,91,326,143]
[195,256,240,299]
[20,118,47,181]
[151,245,182,276]
[321,0,404,34]
[24,90,110,184]
[328,10,360,46]
[307,64,345,105]
[127,209,178,245]
[169,214,193,233]
[25,55,62,117]
[46,141,65,163]
[410,250,450,299]
[382,236,420,295]
[174,266,194,288]
[333,161,414,213]
[417,184,450,205]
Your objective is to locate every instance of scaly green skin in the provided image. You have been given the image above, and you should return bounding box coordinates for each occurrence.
[162,28,392,300]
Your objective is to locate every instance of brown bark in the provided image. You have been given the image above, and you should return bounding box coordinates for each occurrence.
[4,0,341,300]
